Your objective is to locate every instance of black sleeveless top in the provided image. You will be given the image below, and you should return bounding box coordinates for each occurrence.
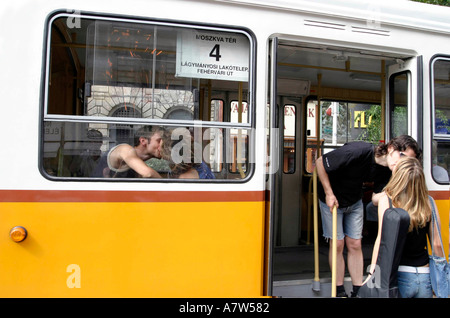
[399,222,430,267]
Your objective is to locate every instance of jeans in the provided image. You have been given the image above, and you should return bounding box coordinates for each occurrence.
[319,199,364,240]
[397,270,433,298]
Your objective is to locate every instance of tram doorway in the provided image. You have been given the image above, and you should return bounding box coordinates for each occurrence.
[268,38,415,296]
[267,39,329,294]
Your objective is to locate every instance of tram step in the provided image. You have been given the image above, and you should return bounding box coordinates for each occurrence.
[273,277,353,298]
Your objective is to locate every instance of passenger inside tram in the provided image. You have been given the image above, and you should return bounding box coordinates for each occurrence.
[160,128,215,179]
[68,129,104,178]
[92,126,164,178]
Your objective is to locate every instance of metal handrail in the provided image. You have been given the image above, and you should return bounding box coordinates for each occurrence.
[312,167,337,297]
[331,205,337,297]
[312,72,336,297]
[312,168,320,292]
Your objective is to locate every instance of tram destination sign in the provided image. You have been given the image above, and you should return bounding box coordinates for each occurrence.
[176,30,249,82]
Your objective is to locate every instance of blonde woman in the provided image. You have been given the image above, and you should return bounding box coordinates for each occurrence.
[161,128,215,179]
[368,156,444,298]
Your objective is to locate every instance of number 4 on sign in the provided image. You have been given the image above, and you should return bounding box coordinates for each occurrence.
[209,45,221,61]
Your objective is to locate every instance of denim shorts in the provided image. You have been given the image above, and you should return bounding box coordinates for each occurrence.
[398,269,433,298]
[319,199,364,240]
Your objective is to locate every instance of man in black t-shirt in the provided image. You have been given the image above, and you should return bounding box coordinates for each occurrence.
[365,164,392,222]
[315,135,420,297]
[317,142,374,207]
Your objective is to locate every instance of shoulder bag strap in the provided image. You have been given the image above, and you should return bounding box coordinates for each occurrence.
[429,196,445,257]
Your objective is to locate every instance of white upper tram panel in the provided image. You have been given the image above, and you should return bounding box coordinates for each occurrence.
[213,0,450,35]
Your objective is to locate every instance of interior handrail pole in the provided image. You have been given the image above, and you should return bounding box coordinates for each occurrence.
[306,176,313,245]
[331,205,337,297]
[312,73,322,293]
[312,167,320,292]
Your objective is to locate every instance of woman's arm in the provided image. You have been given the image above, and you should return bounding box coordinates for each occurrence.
[367,193,389,275]
[371,191,385,206]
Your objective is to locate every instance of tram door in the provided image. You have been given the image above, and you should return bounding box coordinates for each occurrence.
[268,37,310,248]
[274,96,304,246]
[267,38,310,296]
[386,56,423,143]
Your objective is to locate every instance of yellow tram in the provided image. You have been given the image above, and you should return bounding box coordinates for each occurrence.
[0,0,448,297]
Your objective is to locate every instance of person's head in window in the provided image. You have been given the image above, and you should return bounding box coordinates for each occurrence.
[134,126,164,159]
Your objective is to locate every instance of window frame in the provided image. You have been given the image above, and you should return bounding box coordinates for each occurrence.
[303,96,382,174]
[283,104,296,174]
[430,54,450,184]
[40,11,256,183]
[388,70,411,141]
[430,55,450,140]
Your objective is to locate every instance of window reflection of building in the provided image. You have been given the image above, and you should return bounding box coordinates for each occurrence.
[109,105,142,146]
[86,85,195,147]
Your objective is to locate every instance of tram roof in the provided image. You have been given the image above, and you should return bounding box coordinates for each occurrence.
[214,0,450,34]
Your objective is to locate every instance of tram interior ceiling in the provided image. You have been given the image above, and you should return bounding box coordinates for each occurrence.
[276,42,407,96]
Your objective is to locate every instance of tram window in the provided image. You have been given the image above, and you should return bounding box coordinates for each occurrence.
[46,15,251,123]
[227,132,248,176]
[228,101,249,174]
[389,72,409,139]
[321,101,351,146]
[431,57,450,183]
[206,99,248,173]
[305,99,381,173]
[230,101,248,124]
[283,105,296,173]
[42,121,250,180]
[211,99,224,122]
[42,13,253,181]
[306,100,381,147]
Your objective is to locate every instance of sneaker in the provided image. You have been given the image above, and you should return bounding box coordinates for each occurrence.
[336,291,348,298]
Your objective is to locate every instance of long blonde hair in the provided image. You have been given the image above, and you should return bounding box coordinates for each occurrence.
[384,156,431,232]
